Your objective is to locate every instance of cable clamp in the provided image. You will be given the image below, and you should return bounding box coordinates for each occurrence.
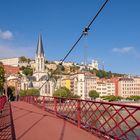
[83,27,90,35]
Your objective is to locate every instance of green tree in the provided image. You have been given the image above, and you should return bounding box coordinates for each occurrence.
[27,58,31,63]
[116,96,123,100]
[88,90,99,99]
[106,95,118,102]
[126,96,140,101]
[101,95,123,102]
[96,70,103,78]
[26,88,40,96]
[19,56,31,63]
[107,71,112,78]
[20,66,25,70]
[53,87,72,98]
[0,63,5,94]
[91,69,124,79]
[19,56,27,62]
[71,94,80,98]
[19,90,26,96]
[22,67,33,76]
[45,60,49,64]
[19,88,40,96]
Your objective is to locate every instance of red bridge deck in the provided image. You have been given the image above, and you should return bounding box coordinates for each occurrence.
[11,101,99,140]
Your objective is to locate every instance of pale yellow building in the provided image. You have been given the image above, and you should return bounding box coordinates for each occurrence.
[118,77,140,98]
[61,79,71,90]
[96,80,115,97]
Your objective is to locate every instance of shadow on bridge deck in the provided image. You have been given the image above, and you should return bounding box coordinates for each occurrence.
[11,101,99,140]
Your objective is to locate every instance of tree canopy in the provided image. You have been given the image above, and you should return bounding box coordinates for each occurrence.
[126,96,140,101]
[19,56,31,63]
[88,90,99,99]
[53,87,72,98]
[22,67,33,76]
[89,69,124,79]
[19,88,40,96]
[101,95,123,102]
[0,63,5,94]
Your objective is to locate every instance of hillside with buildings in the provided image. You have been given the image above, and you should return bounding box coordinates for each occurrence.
[1,34,140,101]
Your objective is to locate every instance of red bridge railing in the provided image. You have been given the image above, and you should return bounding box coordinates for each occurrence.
[0,96,6,112]
[20,96,140,140]
[0,96,16,140]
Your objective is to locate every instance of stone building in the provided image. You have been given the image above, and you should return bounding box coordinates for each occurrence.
[21,34,55,96]
[70,72,97,99]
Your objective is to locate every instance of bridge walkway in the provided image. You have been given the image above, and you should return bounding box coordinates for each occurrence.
[11,101,99,140]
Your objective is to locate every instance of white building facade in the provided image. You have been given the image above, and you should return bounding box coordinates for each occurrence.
[0,57,19,66]
[70,73,97,99]
[88,60,99,70]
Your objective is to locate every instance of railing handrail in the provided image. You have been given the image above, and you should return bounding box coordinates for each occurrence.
[20,95,140,140]
[20,95,140,109]
[0,95,16,140]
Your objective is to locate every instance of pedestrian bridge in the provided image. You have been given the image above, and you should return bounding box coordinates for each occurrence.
[0,99,98,140]
[0,96,140,140]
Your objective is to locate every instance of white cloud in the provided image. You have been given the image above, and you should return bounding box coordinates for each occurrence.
[0,29,13,40]
[0,45,34,58]
[112,47,134,53]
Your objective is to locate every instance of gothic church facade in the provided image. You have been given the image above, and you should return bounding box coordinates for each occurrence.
[21,34,55,96]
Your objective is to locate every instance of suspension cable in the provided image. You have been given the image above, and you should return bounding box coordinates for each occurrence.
[39,0,109,90]
[60,0,109,64]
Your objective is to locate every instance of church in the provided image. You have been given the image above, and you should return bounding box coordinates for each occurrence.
[21,34,55,96]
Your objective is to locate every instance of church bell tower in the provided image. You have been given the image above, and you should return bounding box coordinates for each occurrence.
[35,34,45,72]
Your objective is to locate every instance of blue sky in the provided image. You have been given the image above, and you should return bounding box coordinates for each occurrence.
[0,0,140,75]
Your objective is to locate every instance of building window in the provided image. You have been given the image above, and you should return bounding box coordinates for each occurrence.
[45,83,50,94]
[45,85,47,93]
[47,83,50,94]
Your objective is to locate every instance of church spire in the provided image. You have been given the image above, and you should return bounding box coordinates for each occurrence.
[36,34,44,56]
[35,34,45,72]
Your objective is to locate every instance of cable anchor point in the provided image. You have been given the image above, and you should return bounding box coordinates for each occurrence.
[83,27,90,35]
